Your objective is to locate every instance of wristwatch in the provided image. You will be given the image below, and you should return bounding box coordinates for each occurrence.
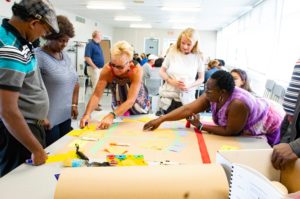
[197,122,203,131]
[110,111,117,119]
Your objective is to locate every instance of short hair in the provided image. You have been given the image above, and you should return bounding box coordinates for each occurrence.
[217,59,225,66]
[44,15,74,40]
[92,31,100,39]
[175,27,202,54]
[208,60,219,69]
[111,41,134,60]
[231,68,252,92]
[210,70,235,93]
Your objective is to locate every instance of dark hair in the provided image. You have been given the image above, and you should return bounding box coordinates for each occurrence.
[44,15,75,40]
[217,59,225,66]
[12,3,35,21]
[231,68,252,92]
[210,70,235,93]
[153,58,164,67]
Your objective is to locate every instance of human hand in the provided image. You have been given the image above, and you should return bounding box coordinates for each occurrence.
[31,149,48,166]
[186,113,201,128]
[97,113,114,129]
[80,114,90,128]
[42,118,51,130]
[177,80,188,91]
[271,143,298,170]
[143,118,162,131]
[72,106,78,119]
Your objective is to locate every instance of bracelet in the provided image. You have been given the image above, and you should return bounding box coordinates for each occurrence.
[197,122,203,131]
[110,111,117,119]
[72,104,78,107]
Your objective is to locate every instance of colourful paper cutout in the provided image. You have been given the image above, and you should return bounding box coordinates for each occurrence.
[106,154,147,166]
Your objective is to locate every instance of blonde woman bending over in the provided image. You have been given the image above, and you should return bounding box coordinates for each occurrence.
[80,41,150,129]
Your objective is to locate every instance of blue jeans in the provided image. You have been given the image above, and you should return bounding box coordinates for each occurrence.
[45,119,72,146]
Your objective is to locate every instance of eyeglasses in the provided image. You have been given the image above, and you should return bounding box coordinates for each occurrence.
[39,20,52,37]
[109,61,129,70]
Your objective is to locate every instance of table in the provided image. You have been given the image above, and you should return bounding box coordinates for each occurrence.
[0,113,270,199]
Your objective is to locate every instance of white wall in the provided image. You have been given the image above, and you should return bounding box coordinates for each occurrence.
[54,8,113,75]
[113,28,217,59]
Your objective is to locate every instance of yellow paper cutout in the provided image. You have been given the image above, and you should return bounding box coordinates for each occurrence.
[220,145,240,150]
[137,117,153,123]
[46,151,78,163]
[122,118,137,123]
[67,124,98,137]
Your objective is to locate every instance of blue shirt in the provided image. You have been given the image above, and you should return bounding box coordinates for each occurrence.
[205,68,219,82]
[84,40,104,68]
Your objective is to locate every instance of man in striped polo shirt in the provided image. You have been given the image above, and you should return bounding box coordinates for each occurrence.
[272,58,300,170]
[0,0,58,176]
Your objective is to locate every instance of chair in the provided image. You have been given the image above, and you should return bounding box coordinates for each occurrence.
[145,78,163,96]
[263,79,276,99]
[144,78,163,113]
[271,84,286,104]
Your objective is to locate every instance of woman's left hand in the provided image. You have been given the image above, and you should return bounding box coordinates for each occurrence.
[97,113,114,129]
[72,106,78,119]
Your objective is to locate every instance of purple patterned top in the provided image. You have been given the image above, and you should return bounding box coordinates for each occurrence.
[210,87,282,145]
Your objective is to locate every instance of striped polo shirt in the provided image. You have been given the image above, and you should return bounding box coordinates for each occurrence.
[282,58,300,115]
[0,19,49,120]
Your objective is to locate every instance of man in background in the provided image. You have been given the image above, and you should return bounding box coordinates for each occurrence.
[84,30,104,111]
[0,0,58,176]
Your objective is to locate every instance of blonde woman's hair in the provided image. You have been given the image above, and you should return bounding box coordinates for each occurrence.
[111,41,134,60]
[208,59,219,69]
[175,27,202,54]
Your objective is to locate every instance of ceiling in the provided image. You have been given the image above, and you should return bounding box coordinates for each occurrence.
[51,0,264,31]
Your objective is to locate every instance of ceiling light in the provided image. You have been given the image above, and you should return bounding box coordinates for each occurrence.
[168,19,196,23]
[130,24,152,28]
[114,16,142,21]
[161,6,201,12]
[86,1,125,10]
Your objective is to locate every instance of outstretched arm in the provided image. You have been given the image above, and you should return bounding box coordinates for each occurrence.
[143,94,210,131]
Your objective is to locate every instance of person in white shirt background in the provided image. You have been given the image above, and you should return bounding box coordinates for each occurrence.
[157,27,205,115]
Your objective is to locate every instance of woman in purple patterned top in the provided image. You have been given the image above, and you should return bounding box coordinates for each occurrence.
[144,70,282,146]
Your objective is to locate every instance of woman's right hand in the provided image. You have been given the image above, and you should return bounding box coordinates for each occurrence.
[80,114,90,128]
[168,79,187,91]
[143,118,162,131]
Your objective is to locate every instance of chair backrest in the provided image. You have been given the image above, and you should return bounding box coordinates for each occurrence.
[264,79,276,98]
[271,84,286,104]
[145,78,163,96]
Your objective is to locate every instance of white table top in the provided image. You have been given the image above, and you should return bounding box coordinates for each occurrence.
[0,113,271,199]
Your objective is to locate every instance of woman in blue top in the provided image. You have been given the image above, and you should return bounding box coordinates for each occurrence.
[35,16,79,146]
